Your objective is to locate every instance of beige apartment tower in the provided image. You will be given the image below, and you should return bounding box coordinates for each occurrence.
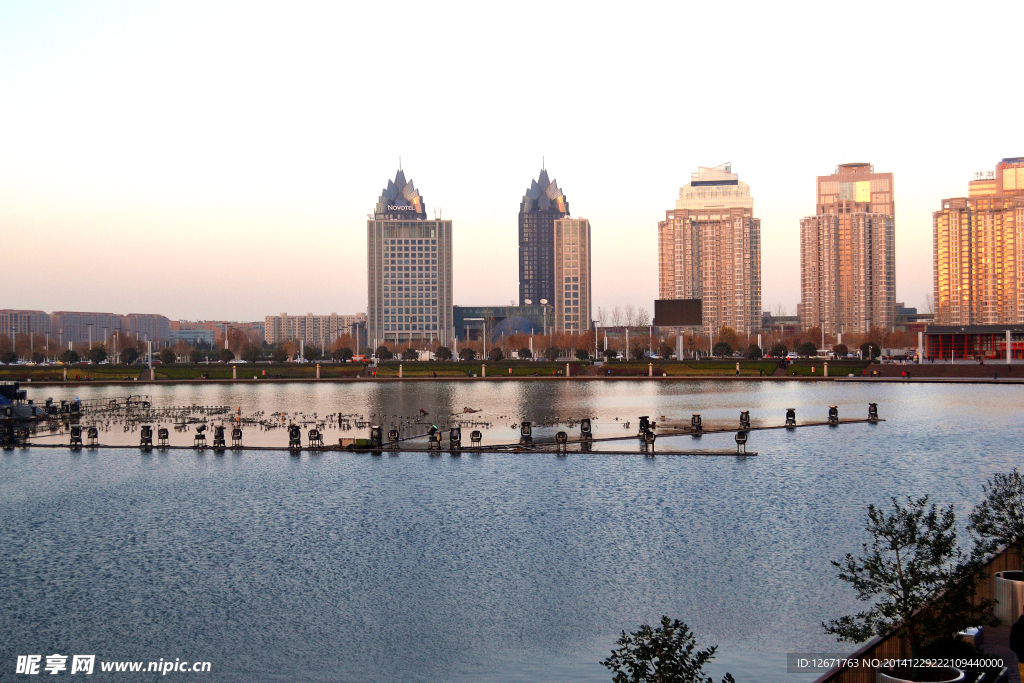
[799,163,895,335]
[553,218,592,333]
[933,157,1024,325]
[658,163,761,335]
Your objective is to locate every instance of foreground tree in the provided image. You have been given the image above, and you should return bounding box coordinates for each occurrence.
[1,350,18,364]
[712,342,732,357]
[517,347,532,359]
[271,346,288,363]
[402,347,418,361]
[602,616,735,683]
[716,326,740,350]
[769,343,787,358]
[375,346,393,361]
[434,346,453,361]
[121,347,139,365]
[332,347,354,362]
[968,469,1024,557]
[88,345,107,364]
[745,344,762,360]
[797,341,817,358]
[824,496,991,665]
[833,343,848,357]
[860,341,881,359]
[159,348,175,364]
[241,344,260,363]
[459,347,476,361]
[488,347,504,361]
[219,348,234,363]
[190,348,204,364]
[59,349,80,364]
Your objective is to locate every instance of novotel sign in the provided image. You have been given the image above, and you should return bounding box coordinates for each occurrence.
[387,205,418,211]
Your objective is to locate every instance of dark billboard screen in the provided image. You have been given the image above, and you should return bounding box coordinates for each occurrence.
[653,299,702,327]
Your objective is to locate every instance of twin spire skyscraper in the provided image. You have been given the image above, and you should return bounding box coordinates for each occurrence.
[518,168,591,333]
[366,164,592,351]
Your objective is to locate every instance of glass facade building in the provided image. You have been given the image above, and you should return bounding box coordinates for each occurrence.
[933,158,1024,326]
[366,170,453,347]
[518,169,568,306]
[799,163,896,334]
[657,163,761,335]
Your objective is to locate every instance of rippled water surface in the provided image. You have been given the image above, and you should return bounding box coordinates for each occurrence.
[2,380,1021,682]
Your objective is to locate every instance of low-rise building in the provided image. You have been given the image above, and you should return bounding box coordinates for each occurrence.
[169,323,217,347]
[0,310,51,338]
[123,313,171,343]
[925,324,1024,361]
[49,311,126,345]
[264,312,367,347]
[453,305,552,342]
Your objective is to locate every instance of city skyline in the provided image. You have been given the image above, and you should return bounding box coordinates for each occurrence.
[1,3,1019,320]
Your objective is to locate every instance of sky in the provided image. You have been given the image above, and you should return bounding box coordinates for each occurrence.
[1,1,1020,322]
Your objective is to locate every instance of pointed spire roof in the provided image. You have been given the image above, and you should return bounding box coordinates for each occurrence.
[374,169,426,219]
[520,168,568,215]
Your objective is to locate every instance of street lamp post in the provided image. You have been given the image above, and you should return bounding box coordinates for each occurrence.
[594,320,601,361]
[465,318,485,359]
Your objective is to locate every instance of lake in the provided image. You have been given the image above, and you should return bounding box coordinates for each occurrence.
[1,379,1020,681]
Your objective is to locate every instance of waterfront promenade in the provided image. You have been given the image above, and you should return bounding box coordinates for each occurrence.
[4,358,1024,386]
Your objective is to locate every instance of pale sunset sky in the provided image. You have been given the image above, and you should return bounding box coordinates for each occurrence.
[1,2,1019,321]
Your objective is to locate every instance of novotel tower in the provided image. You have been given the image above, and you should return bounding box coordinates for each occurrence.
[367,169,453,349]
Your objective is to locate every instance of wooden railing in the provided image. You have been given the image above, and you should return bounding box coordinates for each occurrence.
[811,547,1022,683]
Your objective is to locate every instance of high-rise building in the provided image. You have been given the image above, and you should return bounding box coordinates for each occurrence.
[518,168,568,306]
[553,218,592,333]
[367,169,453,348]
[933,157,1024,325]
[799,163,895,335]
[657,163,761,335]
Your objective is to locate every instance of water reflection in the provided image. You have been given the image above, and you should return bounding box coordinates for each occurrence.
[2,381,1022,682]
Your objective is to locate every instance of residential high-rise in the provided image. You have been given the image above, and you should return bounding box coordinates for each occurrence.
[367,169,453,348]
[933,157,1024,325]
[518,168,568,306]
[657,163,761,335]
[799,163,895,335]
[553,218,591,333]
